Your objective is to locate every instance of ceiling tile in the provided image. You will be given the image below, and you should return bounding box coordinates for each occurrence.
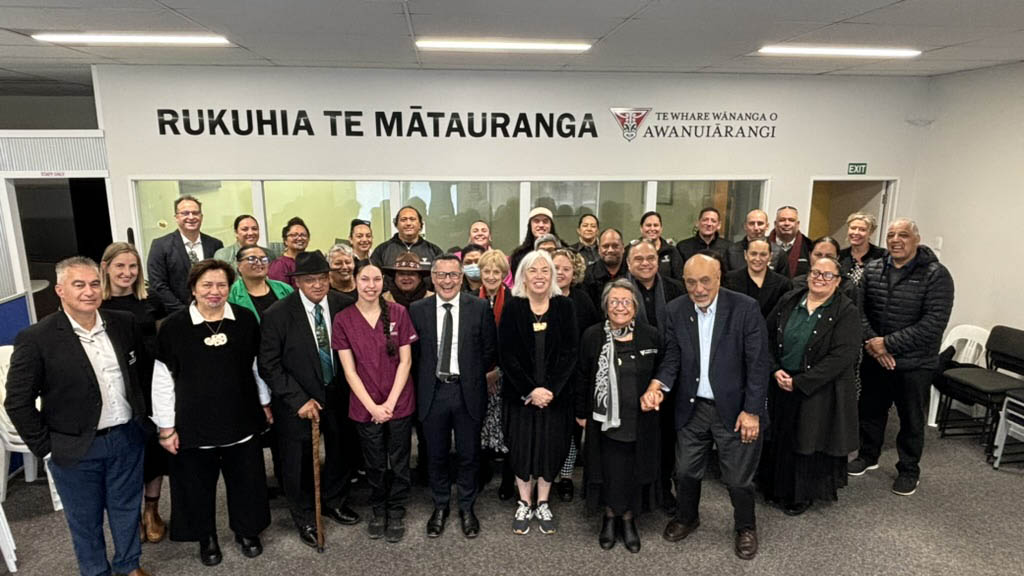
[0,79,91,95]
[71,46,270,64]
[0,44,97,59]
[827,69,938,76]
[923,45,1024,61]
[848,0,1024,28]
[787,22,1011,47]
[179,3,408,41]
[845,58,1016,72]
[412,13,619,39]
[0,29,38,45]
[635,0,898,24]
[243,33,416,63]
[409,0,650,20]
[0,0,155,7]
[0,7,202,31]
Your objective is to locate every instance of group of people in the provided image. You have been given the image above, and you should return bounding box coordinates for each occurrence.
[4,195,955,575]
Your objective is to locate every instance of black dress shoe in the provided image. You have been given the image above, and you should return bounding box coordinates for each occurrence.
[199,534,222,566]
[556,478,574,502]
[297,524,318,549]
[783,501,812,516]
[385,517,405,543]
[460,509,480,538]
[621,517,641,553]
[598,516,616,550]
[368,514,387,540]
[663,519,700,542]
[426,508,449,538]
[735,529,758,560]
[234,534,262,558]
[325,505,361,526]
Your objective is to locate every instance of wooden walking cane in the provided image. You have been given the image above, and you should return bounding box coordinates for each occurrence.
[312,417,325,553]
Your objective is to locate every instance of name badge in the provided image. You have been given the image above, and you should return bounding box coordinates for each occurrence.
[640,348,659,356]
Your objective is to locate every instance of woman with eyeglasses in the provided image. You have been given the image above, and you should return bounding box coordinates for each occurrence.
[228,245,294,321]
[99,242,169,544]
[268,217,310,286]
[790,236,858,301]
[575,278,662,553]
[759,256,861,516]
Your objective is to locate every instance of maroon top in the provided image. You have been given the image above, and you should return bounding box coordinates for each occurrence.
[332,302,418,423]
[267,254,296,287]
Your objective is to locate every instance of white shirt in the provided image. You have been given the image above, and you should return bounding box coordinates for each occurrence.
[300,290,334,371]
[436,294,460,376]
[695,295,719,400]
[180,231,205,261]
[66,311,132,430]
[151,303,271,448]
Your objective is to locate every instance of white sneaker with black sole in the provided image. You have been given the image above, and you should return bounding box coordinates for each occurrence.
[847,457,879,476]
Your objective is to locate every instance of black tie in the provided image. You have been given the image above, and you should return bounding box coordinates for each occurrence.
[439,303,453,377]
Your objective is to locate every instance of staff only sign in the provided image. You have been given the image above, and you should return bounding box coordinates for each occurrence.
[155,106,779,141]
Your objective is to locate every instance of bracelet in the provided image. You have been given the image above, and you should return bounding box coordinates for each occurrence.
[159,430,177,441]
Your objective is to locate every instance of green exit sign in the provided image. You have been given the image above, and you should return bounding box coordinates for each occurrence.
[848,163,868,175]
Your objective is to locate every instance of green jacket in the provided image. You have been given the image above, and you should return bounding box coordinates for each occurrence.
[228,278,293,321]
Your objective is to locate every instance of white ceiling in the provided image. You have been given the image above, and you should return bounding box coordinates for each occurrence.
[2,0,1024,95]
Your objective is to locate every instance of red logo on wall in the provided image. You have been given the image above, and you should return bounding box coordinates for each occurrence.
[609,107,651,141]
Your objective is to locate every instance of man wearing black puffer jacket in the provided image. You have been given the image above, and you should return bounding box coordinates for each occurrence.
[848,218,954,497]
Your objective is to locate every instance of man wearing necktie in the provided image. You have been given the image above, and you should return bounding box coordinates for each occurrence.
[410,255,497,538]
[258,251,360,548]
[147,195,224,312]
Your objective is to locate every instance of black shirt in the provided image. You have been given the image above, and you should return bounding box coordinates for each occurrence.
[604,339,638,443]
[249,290,279,319]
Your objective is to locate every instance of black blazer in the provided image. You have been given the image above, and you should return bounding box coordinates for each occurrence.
[498,296,579,401]
[409,293,497,422]
[147,230,224,312]
[767,289,861,456]
[5,310,148,467]
[575,322,662,485]
[654,288,771,429]
[258,291,356,428]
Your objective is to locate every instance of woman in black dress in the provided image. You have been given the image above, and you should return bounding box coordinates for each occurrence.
[99,242,167,543]
[499,250,578,536]
[551,248,599,501]
[760,256,861,515]
[576,278,661,553]
[152,259,272,566]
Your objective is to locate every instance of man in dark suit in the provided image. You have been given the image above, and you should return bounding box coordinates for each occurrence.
[643,252,770,560]
[147,195,224,312]
[258,251,361,548]
[409,255,497,538]
[5,256,151,576]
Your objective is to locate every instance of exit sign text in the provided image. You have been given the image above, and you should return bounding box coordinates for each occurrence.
[848,163,867,175]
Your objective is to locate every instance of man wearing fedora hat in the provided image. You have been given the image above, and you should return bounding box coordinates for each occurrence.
[258,251,362,548]
[370,206,444,290]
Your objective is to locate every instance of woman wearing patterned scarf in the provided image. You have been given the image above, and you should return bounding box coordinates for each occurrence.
[575,278,663,553]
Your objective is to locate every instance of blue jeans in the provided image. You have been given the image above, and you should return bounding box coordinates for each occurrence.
[49,423,145,576]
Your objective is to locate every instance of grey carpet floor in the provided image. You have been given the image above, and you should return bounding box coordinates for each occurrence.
[2,417,1022,576]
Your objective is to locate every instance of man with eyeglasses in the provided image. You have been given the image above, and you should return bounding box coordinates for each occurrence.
[409,255,497,538]
[148,195,224,311]
[642,251,770,560]
[258,251,361,549]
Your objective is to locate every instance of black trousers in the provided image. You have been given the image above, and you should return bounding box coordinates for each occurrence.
[356,415,412,520]
[858,360,933,479]
[675,399,762,531]
[169,436,271,541]
[422,379,482,512]
[660,387,678,495]
[277,386,360,527]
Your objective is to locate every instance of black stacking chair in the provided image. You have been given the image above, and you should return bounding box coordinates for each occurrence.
[941,326,1024,457]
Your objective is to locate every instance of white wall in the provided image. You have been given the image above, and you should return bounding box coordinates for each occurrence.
[0,96,97,129]
[913,62,1024,331]
[93,65,931,243]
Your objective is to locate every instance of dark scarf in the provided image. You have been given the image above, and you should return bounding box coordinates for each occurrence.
[769,229,806,277]
[389,280,428,309]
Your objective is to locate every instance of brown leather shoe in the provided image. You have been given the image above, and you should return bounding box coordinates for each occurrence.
[143,500,166,543]
[125,568,151,576]
[662,519,699,542]
[735,529,758,560]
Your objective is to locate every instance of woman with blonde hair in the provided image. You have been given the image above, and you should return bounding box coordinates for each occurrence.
[99,242,169,543]
[838,212,886,287]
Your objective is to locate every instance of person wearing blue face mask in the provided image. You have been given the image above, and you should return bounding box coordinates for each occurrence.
[461,244,487,293]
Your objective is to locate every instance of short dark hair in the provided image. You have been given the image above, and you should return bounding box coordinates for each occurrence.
[431,254,463,272]
[236,244,267,262]
[461,244,487,258]
[578,213,599,227]
[812,236,841,255]
[745,237,771,252]
[174,195,201,213]
[282,216,309,240]
[349,219,371,235]
[599,228,623,244]
[640,211,662,227]
[233,214,257,231]
[394,205,423,226]
[698,207,720,219]
[187,259,235,295]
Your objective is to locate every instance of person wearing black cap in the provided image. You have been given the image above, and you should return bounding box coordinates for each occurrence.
[259,251,361,549]
[369,206,443,284]
[349,219,374,265]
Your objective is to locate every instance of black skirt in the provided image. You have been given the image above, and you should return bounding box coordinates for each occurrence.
[597,437,641,515]
[760,389,848,504]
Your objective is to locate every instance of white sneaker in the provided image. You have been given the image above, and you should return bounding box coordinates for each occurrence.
[512,500,532,535]
[535,501,556,534]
